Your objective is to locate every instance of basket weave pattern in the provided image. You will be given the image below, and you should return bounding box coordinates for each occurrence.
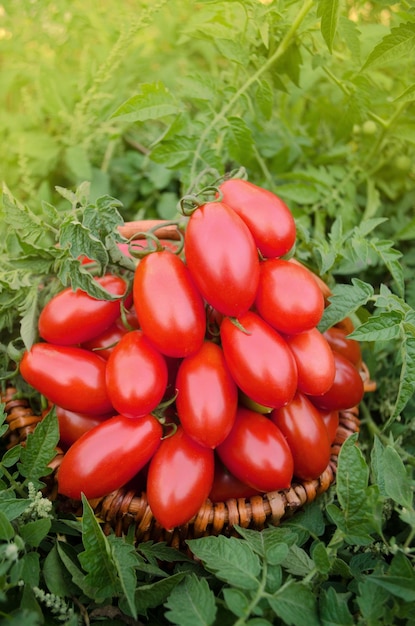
[2,383,368,551]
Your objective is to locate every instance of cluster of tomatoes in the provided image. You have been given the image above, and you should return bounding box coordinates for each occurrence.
[19,178,365,531]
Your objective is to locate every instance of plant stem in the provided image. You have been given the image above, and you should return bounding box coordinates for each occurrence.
[189,0,315,184]
[232,560,269,626]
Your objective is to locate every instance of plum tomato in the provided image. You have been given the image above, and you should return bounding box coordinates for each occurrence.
[208,457,261,503]
[318,408,340,444]
[38,274,130,345]
[54,406,112,449]
[146,426,215,530]
[20,343,113,415]
[133,249,206,358]
[82,319,129,359]
[175,341,238,448]
[255,259,325,335]
[271,392,331,481]
[323,326,362,368]
[216,406,294,492]
[105,330,168,418]
[184,201,260,317]
[219,178,296,258]
[220,311,298,409]
[284,327,336,396]
[308,351,364,411]
[57,413,162,500]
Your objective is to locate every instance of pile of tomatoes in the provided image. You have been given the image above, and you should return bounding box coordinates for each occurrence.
[19,178,365,531]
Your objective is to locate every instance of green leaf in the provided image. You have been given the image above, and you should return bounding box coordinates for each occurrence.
[164,574,217,626]
[320,587,354,626]
[78,495,121,602]
[383,445,413,509]
[222,587,249,618]
[126,572,186,616]
[187,535,261,590]
[18,408,60,487]
[348,311,402,342]
[19,518,51,548]
[362,22,415,70]
[268,581,320,626]
[0,510,15,540]
[111,82,180,122]
[391,334,415,420]
[394,82,415,103]
[0,496,30,521]
[226,116,254,163]
[318,0,340,53]
[318,279,374,332]
[43,543,81,597]
[282,544,314,577]
[108,534,141,619]
[255,79,274,120]
[234,525,295,564]
[59,219,109,270]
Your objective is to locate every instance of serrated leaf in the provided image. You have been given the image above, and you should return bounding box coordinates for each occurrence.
[43,543,81,597]
[127,572,186,616]
[18,408,59,487]
[318,279,374,332]
[282,544,314,577]
[320,587,354,626]
[78,496,121,602]
[276,183,320,205]
[382,445,413,509]
[391,334,415,420]
[226,116,254,163]
[107,534,140,619]
[235,525,294,564]
[348,311,402,342]
[362,22,415,70]
[255,79,274,120]
[151,136,195,168]
[59,219,109,269]
[187,535,261,590]
[0,510,15,540]
[56,257,119,300]
[370,239,404,297]
[19,518,51,548]
[0,498,29,521]
[318,0,340,53]
[19,284,41,350]
[164,574,217,626]
[222,587,249,618]
[268,581,320,626]
[111,82,180,122]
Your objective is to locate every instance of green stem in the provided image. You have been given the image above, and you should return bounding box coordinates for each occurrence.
[1,464,27,498]
[188,0,315,183]
[232,560,269,626]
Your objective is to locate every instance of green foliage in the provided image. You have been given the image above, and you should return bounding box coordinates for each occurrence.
[0,0,414,624]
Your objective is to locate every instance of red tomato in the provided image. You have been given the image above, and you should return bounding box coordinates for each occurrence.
[105,330,168,418]
[184,201,260,317]
[175,341,238,448]
[133,250,206,358]
[147,426,214,530]
[57,414,162,500]
[54,406,112,448]
[38,275,131,345]
[219,178,296,258]
[209,457,261,502]
[318,408,340,444]
[82,320,128,359]
[255,259,325,335]
[220,312,298,409]
[323,326,362,368]
[271,392,331,481]
[216,407,294,492]
[284,327,336,396]
[20,343,113,415]
[308,352,364,411]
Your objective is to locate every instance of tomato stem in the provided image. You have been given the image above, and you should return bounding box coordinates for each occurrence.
[229,317,251,335]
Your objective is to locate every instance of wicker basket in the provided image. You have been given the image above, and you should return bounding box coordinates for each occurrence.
[1,220,376,552]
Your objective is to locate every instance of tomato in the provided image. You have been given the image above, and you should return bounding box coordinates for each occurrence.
[38,274,131,345]
[219,178,296,258]
[271,392,331,481]
[20,343,113,415]
[184,201,260,317]
[220,311,297,409]
[146,426,214,530]
[308,351,364,411]
[323,326,362,368]
[54,406,112,448]
[216,406,293,492]
[318,408,339,444]
[82,320,129,359]
[335,316,355,335]
[133,249,206,358]
[209,457,261,502]
[57,414,162,500]
[105,330,168,418]
[284,327,335,396]
[175,341,238,448]
[255,259,325,335]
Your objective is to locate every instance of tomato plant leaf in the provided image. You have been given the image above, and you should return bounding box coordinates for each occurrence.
[318,279,374,332]
[107,534,140,619]
[348,311,402,342]
[187,535,261,590]
[235,525,295,564]
[390,334,415,421]
[164,574,217,626]
[110,82,180,123]
[318,0,340,53]
[19,518,51,548]
[362,22,415,70]
[268,581,320,626]
[18,408,59,488]
[127,573,186,616]
[382,445,413,510]
[0,510,15,541]
[319,586,354,626]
